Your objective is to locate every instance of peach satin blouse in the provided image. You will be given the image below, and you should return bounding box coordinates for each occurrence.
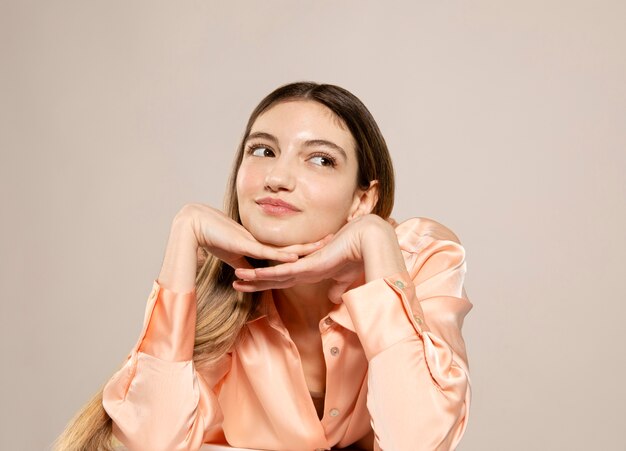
[102,217,473,451]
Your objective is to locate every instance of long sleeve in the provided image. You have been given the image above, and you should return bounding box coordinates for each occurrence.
[341,217,472,451]
[102,280,231,451]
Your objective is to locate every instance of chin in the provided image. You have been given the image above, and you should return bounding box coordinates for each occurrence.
[246,224,313,247]
[253,230,302,247]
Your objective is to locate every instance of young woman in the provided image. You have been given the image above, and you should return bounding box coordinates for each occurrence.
[54,82,473,451]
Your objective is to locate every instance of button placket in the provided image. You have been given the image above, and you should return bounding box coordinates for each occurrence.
[319,316,335,335]
[320,329,343,430]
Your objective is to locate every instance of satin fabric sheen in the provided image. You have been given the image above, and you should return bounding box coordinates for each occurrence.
[102,217,473,451]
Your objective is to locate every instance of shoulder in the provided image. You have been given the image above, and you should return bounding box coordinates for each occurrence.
[391,216,462,247]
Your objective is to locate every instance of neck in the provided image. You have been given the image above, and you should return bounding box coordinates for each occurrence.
[272,280,334,332]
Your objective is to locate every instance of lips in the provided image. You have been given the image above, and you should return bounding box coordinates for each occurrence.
[255,197,301,212]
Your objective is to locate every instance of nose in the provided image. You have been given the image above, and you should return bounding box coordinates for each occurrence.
[264,158,296,192]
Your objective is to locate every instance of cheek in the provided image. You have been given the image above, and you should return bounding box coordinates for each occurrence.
[235,170,245,199]
[235,168,252,223]
[236,165,268,230]
[236,165,261,197]
[302,177,357,217]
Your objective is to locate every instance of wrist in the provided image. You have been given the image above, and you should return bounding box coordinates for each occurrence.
[170,213,199,247]
[158,216,199,293]
[360,218,406,282]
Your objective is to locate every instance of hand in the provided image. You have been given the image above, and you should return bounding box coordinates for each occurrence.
[178,203,325,270]
[233,214,392,303]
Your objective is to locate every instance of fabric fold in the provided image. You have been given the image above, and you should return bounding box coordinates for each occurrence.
[101,216,473,451]
[137,280,197,362]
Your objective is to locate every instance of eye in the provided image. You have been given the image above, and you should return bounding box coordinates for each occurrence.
[309,153,337,168]
[247,144,275,158]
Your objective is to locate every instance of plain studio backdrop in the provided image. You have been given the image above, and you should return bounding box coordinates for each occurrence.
[1,1,624,450]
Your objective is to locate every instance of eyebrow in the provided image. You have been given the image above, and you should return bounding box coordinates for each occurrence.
[245,131,348,161]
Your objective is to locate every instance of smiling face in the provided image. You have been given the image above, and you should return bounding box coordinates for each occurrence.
[236,99,374,246]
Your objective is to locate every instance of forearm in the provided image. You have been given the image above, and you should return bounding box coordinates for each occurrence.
[367,335,470,450]
[345,217,473,449]
[157,214,199,293]
[342,275,470,450]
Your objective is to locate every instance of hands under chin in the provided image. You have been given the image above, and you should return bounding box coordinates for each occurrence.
[233,214,405,304]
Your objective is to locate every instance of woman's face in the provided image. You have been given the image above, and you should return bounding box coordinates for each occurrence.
[236,99,366,246]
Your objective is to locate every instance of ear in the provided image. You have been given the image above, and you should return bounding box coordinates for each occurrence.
[348,180,379,221]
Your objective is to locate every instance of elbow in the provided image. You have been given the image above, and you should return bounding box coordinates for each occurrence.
[420,331,471,447]
[425,347,471,450]
[430,386,471,451]
[107,414,203,451]
[371,384,470,451]
[103,400,204,451]
[367,337,471,451]
[113,434,195,451]
[124,436,198,451]
[397,380,469,451]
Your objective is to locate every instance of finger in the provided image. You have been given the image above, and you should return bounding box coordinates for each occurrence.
[277,240,324,257]
[226,256,255,270]
[243,240,299,262]
[234,267,256,280]
[241,255,323,281]
[328,281,352,304]
[284,233,335,252]
[274,233,335,256]
[232,278,297,292]
[234,267,294,282]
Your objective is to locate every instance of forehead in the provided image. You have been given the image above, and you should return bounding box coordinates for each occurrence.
[250,100,356,153]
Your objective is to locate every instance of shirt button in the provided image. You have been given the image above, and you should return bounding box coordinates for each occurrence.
[149,288,158,300]
[394,280,405,289]
[330,346,340,356]
[413,314,423,325]
[324,317,334,326]
[329,408,340,417]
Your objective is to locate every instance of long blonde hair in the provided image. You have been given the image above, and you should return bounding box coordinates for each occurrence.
[53,81,395,450]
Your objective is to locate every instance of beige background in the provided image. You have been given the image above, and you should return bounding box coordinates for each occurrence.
[1,1,625,450]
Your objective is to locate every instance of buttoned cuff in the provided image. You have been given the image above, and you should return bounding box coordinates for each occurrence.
[133,280,197,362]
[341,271,429,361]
